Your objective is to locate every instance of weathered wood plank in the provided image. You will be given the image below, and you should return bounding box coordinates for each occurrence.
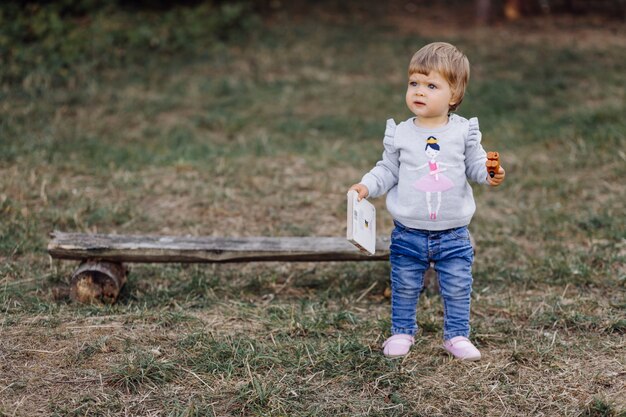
[48,232,391,263]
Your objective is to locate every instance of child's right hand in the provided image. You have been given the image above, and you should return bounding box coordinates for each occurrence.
[348,184,369,201]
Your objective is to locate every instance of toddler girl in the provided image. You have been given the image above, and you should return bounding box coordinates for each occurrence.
[349,42,505,360]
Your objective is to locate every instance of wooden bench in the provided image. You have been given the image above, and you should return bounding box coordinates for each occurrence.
[48,231,391,304]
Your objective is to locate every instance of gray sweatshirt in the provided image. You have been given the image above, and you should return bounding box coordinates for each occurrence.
[360,114,489,231]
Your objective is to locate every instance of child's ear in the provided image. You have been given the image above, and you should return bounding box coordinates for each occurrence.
[448,89,457,107]
[449,89,461,109]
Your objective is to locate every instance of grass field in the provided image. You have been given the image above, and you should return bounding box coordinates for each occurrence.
[1,3,625,416]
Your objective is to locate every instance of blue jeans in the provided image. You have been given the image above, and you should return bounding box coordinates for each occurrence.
[389,221,474,341]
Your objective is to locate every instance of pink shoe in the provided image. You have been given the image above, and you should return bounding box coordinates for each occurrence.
[382,334,414,357]
[443,336,481,361]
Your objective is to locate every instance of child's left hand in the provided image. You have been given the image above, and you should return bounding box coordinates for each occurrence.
[487,166,505,187]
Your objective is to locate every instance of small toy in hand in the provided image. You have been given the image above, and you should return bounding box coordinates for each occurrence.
[486,152,500,178]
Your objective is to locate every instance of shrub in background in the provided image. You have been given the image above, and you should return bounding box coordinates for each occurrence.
[0,1,257,93]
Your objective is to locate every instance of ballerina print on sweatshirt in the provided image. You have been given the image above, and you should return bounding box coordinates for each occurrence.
[410,136,456,220]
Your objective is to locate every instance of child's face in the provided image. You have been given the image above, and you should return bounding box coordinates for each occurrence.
[406,71,455,126]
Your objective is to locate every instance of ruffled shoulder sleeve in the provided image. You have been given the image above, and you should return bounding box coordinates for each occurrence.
[467,117,482,147]
[358,118,400,198]
[383,118,397,150]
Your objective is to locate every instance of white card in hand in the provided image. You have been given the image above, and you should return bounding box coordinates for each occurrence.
[346,190,376,255]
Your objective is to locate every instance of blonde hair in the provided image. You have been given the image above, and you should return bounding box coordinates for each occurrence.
[408,42,470,111]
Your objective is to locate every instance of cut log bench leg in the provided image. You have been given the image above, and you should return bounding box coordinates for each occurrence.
[70,261,127,304]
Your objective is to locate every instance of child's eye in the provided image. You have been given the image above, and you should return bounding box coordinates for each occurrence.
[409,81,417,87]
[428,84,437,89]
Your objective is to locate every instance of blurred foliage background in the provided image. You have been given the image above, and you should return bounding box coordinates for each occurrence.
[2,0,625,94]
[1,0,257,91]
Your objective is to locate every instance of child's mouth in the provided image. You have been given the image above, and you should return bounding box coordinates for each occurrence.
[414,101,426,106]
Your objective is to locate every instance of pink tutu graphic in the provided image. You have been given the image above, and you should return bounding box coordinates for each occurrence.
[414,162,454,192]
